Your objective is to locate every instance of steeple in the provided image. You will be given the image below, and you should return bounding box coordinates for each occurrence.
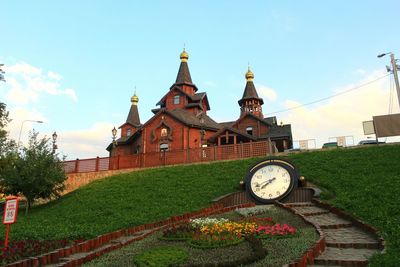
[175,48,196,94]
[126,90,141,127]
[238,67,264,118]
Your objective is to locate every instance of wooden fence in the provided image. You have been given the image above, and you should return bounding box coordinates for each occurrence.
[64,140,271,174]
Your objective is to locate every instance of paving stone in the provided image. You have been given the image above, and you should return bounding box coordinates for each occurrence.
[306,213,353,229]
[314,247,380,264]
[324,227,380,248]
[291,205,330,216]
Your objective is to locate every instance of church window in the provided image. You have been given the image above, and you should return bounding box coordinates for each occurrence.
[161,128,168,137]
[255,107,258,112]
[127,128,131,136]
[246,127,253,135]
[173,95,180,104]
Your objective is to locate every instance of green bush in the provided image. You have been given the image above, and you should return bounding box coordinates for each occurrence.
[133,247,188,267]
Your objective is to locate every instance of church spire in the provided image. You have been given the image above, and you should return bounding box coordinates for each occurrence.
[126,89,141,126]
[238,67,264,118]
[175,48,196,93]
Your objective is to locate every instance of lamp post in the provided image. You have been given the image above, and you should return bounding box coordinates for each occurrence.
[112,127,117,146]
[17,120,43,148]
[378,52,400,108]
[52,132,58,153]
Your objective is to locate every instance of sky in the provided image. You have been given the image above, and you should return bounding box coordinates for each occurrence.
[1,1,400,159]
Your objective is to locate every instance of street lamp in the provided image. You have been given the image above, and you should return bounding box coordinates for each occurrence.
[17,120,43,148]
[52,132,58,153]
[112,127,117,146]
[378,52,400,108]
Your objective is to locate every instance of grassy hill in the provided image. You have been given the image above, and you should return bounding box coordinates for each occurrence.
[1,144,399,266]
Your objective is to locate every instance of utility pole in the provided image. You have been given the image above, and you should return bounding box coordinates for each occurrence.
[378,52,400,108]
[390,54,400,108]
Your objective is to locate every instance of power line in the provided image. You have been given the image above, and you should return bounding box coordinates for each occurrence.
[264,73,391,116]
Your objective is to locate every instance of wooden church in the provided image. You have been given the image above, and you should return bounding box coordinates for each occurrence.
[107,50,292,156]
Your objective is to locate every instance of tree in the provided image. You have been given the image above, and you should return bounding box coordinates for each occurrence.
[0,103,17,184]
[1,131,67,214]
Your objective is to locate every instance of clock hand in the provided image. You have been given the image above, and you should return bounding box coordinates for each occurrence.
[261,177,276,189]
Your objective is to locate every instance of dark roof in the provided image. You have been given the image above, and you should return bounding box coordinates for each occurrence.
[208,127,257,143]
[234,113,272,127]
[192,92,206,101]
[261,124,292,139]
[175,61,192,84]
[126,104,141,127]
[165,109,220,130]
[238,81,264,105]
[185,103,203,109]
[263,116,277,125]
[219,121,235,128]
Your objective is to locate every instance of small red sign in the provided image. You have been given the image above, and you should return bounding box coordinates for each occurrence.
[3,197,19,224]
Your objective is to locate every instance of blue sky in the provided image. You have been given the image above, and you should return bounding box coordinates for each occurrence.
[1,1,400,159]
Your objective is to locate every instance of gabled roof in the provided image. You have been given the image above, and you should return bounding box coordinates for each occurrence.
[238,81,264,105]
[166,109,220,130]
[219,121,235,128]
[156,86,210,110]
[263,116,277,125]
[208,126,257,143]
[106,129,142,151]
[233,112,272,127]
[260,124,292,139]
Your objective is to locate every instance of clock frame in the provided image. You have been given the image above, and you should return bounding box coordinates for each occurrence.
[245,158,299,204]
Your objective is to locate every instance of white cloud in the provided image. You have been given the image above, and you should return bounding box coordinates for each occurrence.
[48,71,63,80]
[256,84,278,102]
[3,62,78,104]
[6,107,47,147]
[279,70,400,148]
[56,122,115,159]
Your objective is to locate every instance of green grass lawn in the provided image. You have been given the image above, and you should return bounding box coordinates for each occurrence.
[1,144,399,266]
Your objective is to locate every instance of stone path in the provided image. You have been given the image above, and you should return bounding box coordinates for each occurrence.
[285,202,382,266]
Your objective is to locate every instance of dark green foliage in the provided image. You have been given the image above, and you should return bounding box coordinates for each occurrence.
[1,144,399,265]
[133,246,188,267]
[0,131,67,213]
[0,103,17,181]
[289,145,400,266]
[159,224,193,241]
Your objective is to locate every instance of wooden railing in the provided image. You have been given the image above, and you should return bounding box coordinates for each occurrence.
[64,140,271,174]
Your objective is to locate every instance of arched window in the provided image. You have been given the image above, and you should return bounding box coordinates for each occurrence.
[173,95,180,105]
[127,128,131,137]
[246,127,253,135]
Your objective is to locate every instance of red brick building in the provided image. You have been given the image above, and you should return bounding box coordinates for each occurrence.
[107,50,292,156]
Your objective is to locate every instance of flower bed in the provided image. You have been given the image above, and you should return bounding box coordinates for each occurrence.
[159,216,297,250]
[255,223,297,239]
[0,239,71,265]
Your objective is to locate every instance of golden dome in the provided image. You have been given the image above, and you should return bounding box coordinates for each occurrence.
[245,67,254,81]
[131,94,139,105]
[180,49,189,62]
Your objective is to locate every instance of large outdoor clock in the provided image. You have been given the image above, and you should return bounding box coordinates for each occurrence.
[245,158,299,204]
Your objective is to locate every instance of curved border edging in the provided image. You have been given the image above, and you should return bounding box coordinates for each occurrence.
[275,201,326,267]
[6,202,256,267]
[311,199,386,251]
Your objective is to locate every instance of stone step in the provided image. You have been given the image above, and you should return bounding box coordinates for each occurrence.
[291,205,330,216]
[283,202,314,207]
[306,213,353,229]
[324,227,381,249]
[314,247,380,266]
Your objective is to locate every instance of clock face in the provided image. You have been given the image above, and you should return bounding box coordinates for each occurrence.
[245,159,298,203]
